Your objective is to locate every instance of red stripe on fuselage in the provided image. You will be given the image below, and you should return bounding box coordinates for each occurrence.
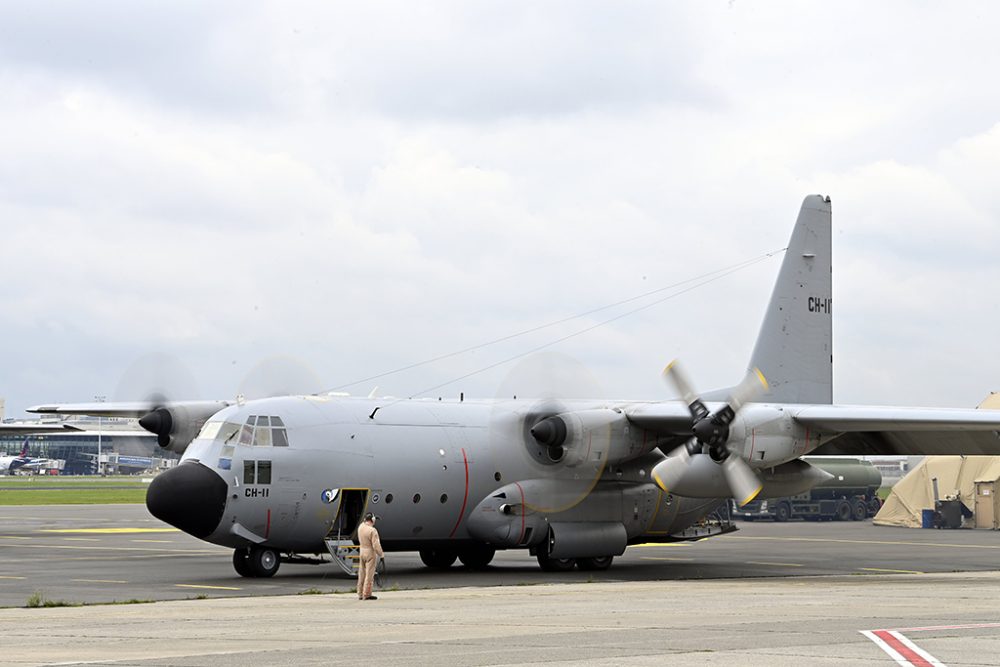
[448,448,470,538]
[514,481,526,546]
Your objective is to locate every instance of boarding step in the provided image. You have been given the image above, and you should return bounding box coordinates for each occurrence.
[324,538,360,576]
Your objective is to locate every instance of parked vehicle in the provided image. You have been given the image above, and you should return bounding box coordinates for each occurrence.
[733,457,882,521]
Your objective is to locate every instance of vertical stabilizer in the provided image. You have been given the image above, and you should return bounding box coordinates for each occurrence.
[749,195,832,404]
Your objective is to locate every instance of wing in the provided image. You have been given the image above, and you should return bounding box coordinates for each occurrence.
[28,400,233,454]
[28,400,232,419]
[794,405,1000,455]
[0,423,84,435]
[624,402,696,450]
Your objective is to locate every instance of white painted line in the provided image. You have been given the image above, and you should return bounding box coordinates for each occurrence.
[861,630,911,667]
[861,629,946,667]
[891,630,946,667]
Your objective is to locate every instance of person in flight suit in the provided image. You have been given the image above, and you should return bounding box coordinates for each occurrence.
[357,513,384,600]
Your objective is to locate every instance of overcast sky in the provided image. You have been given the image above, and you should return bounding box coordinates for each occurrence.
[2,2,999,419]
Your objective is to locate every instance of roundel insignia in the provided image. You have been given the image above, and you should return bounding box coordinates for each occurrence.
[321,489,338,504]
[371,493,380,504]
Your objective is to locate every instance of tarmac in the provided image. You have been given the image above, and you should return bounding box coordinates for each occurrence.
[4,505,1000,665]
[4,572,1000,666]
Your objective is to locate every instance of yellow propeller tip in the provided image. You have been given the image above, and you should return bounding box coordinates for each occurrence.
[652,470,669,493]
[662,360,678,376]
[738,486,763,507]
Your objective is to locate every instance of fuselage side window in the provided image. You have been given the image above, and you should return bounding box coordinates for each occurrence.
[257,460,272,484]
[243,460,255,484]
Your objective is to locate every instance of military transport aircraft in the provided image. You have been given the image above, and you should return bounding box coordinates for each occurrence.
[29,195,1000,578]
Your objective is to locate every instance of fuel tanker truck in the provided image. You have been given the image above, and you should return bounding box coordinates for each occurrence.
[732,457,883,522]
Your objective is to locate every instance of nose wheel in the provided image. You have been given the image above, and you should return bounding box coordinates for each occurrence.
[233,546,281,578]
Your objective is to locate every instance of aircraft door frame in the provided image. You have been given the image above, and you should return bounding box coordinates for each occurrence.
[327,488,370,541]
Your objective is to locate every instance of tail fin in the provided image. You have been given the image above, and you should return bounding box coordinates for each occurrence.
[20,438,29,458]
[748,195,832,404]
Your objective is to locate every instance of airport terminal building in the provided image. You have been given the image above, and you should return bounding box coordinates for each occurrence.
[0,414,177,475]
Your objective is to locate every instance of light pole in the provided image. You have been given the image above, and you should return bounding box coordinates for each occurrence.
[95,395,106,476]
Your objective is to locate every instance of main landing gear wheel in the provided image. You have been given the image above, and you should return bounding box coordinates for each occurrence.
[536,554,577,572]
[235,546,280,578]
[458,545,496,570]
[576,556,614,571]
[419,548,458,569]
[233,548,254,577]
[233,546,280,577]
[250,546,280,577]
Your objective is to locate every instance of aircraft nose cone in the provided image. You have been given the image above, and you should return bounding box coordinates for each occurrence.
[146,462,228,539]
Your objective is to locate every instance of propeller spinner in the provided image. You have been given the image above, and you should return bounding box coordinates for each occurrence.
[653,361,768,506]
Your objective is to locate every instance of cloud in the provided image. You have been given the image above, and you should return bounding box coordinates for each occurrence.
[2,2,1000,419]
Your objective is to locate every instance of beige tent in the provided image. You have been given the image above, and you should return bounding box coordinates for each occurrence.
[874,456,1000,527]
[979,392,1000,410]
[875,393,1000,528]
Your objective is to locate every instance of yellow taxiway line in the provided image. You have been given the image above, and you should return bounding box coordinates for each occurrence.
[40,528,179,534]
[175,584,242,591]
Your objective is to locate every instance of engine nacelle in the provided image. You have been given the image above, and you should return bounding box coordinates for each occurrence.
[730,405,815,466]
[139,401,229,454]
[528,408,652,467]
[651,453,835,500]
[651,452,733,498]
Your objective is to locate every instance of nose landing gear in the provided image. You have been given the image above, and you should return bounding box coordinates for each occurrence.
[233,546,281,578]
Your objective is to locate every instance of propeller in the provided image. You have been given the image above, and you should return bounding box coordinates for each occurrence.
[659,360,768,506]
[491,351,605,465]
[236,355,325,400]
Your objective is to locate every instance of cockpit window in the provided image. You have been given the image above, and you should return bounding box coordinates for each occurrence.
[231,415,289,447]
[199,421,222,440]
[218,423,241,444]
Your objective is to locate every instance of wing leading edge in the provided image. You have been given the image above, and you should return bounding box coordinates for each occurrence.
[795,405,1000,456]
